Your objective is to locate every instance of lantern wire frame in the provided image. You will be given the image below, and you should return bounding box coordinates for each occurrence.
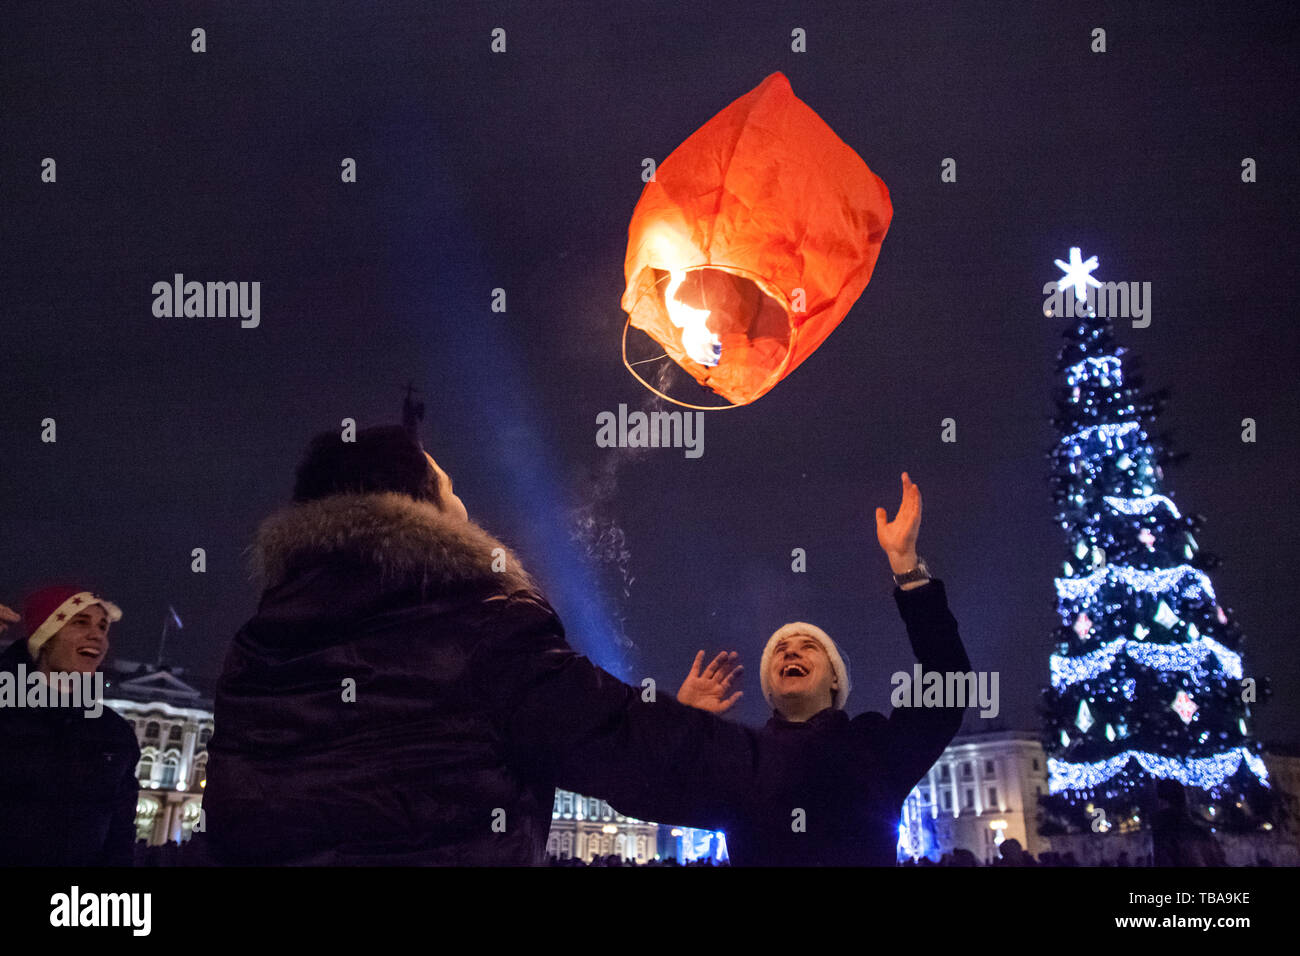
[621,265,799,410]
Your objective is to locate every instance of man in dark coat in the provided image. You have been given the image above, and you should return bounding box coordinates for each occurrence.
[199,426,756,865]
[0,587,141,866]
[669,471,971,864]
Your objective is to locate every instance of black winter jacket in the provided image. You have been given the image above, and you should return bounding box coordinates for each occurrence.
[0,639,141,866]
[583,579,971,865]
[199,492,758,865]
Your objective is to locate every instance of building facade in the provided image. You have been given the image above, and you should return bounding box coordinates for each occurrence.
[545,789,727,864]
[898,729,1300,864]
[103,663,213,847]
[546,789,659,862]
[898,729,1052,864]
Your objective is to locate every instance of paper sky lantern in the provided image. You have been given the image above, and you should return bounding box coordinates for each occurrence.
[620,71,892,408]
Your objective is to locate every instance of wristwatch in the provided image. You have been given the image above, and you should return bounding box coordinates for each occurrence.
[893,556,932,587]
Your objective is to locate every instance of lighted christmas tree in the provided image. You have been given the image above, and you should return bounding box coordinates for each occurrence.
[1037,249,1271,835]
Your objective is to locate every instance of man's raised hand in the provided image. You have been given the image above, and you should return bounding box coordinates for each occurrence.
[676,650,744,714]
[875,470,922,568]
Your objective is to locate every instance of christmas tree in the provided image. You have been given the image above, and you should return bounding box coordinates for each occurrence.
[1037,249,1271,836]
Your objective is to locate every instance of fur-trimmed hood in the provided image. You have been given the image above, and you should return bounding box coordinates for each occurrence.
[249,492,536,595]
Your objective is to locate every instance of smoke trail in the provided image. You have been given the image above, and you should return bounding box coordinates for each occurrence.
[569,361,679,663]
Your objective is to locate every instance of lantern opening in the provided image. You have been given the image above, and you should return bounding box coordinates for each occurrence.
[624,265,792,408]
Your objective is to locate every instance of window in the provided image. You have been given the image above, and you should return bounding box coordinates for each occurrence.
[144,722,160,741]
[940,765,950,781]
[963,789,974,809]
[985,759,995,774]
[941,791,951,810]
[160,755,179,788]
[988,787,998,807]
[199,728,212,747]
[167,725,183,743]
[137,758,154,784]
[1033,758,1040,771]
[961,762,972,778]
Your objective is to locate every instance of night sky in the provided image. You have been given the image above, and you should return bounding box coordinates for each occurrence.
[3,1,1298,745]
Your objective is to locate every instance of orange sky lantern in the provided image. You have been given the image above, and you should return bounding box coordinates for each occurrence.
[621,71,893,408]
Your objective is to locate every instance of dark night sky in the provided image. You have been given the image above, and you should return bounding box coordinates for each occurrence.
[3,1,1298,744]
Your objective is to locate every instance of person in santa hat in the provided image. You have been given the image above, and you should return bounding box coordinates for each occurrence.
[672,472,972,864]
[0,586,141,866]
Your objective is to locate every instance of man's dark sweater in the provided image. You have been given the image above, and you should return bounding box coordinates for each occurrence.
[594,577,971,865]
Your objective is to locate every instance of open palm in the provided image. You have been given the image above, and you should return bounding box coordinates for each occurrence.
[677,650,744,713]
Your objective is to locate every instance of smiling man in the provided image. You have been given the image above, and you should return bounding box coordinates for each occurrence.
[0,586,141,866]
[762,624,850,721]
[672,472,972,865]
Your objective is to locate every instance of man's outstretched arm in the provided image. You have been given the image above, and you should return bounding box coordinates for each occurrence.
[470,591,757,831]
[869,473,972,789]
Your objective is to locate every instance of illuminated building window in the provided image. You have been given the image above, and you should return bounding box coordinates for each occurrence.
[159,754,180,788]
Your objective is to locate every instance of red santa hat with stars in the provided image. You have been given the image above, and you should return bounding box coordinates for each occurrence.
[22,585,122,659]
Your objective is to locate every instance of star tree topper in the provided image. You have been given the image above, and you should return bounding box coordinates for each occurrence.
[1055,247,1102,301]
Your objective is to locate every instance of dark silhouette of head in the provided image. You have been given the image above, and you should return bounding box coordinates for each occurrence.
[292,425,444,506]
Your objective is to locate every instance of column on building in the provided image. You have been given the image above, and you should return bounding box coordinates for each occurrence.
[179,724,197,791]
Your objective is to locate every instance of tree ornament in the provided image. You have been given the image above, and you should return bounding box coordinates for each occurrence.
[1171,691,1198,724]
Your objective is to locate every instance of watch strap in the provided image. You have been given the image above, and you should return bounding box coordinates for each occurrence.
[893,557,931,586]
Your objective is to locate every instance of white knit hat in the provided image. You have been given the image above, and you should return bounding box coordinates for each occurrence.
[760,622,852,711]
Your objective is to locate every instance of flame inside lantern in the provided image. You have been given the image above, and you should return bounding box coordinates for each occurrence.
[664,268,721,367]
